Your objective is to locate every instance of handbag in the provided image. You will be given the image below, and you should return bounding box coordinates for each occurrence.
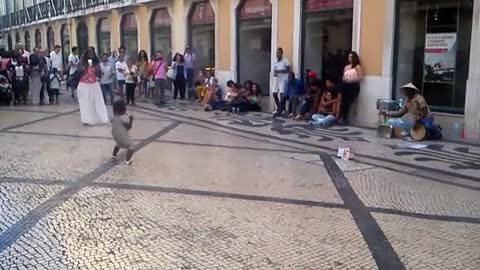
[166,65,175,80]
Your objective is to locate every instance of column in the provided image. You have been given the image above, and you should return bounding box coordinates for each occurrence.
[276,0,294,67]
[212,0,231,87]
[70,18,78,48]
[110,9,120,51]
[86,15,96,48]
[135,5,150,54]
[464,0,480,141]
[170,0,186,54]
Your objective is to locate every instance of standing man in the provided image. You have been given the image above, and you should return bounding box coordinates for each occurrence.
[49,45,63,76]
[68,47,79,99]
[115,54,127,98]
[272,47,290,114]
[183,45,196,94]
[40,48,52,104]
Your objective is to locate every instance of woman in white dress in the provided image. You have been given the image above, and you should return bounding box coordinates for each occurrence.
[77,48,108,125]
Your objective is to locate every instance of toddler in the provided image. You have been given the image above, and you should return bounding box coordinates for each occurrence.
[111,99,135,165]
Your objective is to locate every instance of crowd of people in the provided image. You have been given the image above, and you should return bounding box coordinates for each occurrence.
[0,41,440,140]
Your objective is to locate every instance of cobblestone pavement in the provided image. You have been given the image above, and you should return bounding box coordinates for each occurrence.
[0,100,479,270]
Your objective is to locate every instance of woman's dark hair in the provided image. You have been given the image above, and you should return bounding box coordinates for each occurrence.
[72,47,78,53]
[82,47,100,65]
[113,99,127,116]
[226,80,235,88]
[244,80,253,90]
[349,51,361,68]
[251,83,262,97]
[138,50,148,63]
[173,53,184,63]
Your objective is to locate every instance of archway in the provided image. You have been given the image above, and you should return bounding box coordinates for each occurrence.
[237,0,272,95]
[97,18,111,57]
[35,29,42,48]
[47,26,55,51]
[150,8,172,62]
[61,24,70,66]
[120,13,138,59]
[188,1,215,74]
[24,31,31,51]
[76,21,89,55]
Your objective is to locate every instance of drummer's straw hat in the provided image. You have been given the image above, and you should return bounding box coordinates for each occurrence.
[410,123,427,141]
[401,82,421,93]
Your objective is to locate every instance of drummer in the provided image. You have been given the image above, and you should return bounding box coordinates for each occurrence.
[379,82,441,140]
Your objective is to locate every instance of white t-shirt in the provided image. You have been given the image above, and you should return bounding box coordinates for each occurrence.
[100,62,114,85]
[273,57,290,82]
[50,51,63,71]
[15,65,25,78]
[125,65,138,84]
[115,61,127,81]
[68,53,79,75]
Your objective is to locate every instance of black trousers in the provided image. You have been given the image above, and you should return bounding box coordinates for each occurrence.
[341,82,360,121]
[126,83,136,104]
[174,78,186,100]
[12,79,28,104]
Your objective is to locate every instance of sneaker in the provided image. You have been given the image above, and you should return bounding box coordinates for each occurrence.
[125,159,133,165]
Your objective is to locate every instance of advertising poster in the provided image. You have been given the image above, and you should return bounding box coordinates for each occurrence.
[424,33,457,82]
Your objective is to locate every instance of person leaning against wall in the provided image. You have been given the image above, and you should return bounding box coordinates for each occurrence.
[340,51,363,125]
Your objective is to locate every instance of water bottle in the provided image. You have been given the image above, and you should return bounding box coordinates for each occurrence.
[398,98,404,108]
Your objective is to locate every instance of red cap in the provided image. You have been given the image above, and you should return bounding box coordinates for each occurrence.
[308,71,317,77]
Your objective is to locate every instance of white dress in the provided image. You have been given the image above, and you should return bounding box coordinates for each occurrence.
[77,66,108,125]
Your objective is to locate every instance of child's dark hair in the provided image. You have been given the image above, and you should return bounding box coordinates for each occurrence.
[113,99,127,116]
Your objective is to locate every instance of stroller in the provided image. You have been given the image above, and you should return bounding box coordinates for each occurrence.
[0,70,13,105]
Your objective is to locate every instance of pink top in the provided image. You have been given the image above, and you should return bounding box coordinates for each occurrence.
[80,66,98,84]
[153,60,167,80]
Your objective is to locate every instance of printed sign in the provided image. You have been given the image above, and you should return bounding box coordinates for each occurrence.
[190,2,215,25]
[305,0,353,12]
[424,33,457,82]
[239,0,272,20]
[152,9,171,28]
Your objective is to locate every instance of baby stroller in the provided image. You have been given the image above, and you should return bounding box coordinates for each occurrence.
[0,70,13,105]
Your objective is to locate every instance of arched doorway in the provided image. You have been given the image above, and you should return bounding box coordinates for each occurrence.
[24,31,31,51]
[35,29,42,48]
[7,34,13,51]
[301,0,353,81]
[188,1,215,74]
[150,8,172,62]
[237,0,272,95]
[47,26,55,51]
[120,13,138,59]
[15,32,21,45]
[97,18,111,57]
[76,21,89,55]
[61,24,70,67]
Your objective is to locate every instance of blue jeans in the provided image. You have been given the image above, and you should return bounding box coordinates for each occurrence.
[186,68,194,88]
[310,114,337,127]
[101,83,114,105]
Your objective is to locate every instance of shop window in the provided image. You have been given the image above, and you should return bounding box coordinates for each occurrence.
[301,0,353,81]
[150,8,172,63]
[35,29,42,48]
[76,21,89,55]
[189,1,215,73]
[121,13,138,60]
[24,32,31,52]
[97,18,111,57]
[61,24,70,67]
[237,0,272,95]
[47,27,55,51]
[392,0,473,113]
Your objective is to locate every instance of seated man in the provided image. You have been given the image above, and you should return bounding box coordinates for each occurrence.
[295,80,320,121]
[309,89,339,127]
[380,83,442,140]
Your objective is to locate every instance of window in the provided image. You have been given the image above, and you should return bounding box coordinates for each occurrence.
[189,1,215,73]
[76,21,89,55]
[237,0,272,95]
[15,32,21,44]
[35,29,42,48]
[47,27,55,51]
[392,0,473,113]
[97,18,111,57]
[61,24,70,67]
[150,8,172,62]
[301,0,353,81]
[120,13,138,60]
[24,32,31,51]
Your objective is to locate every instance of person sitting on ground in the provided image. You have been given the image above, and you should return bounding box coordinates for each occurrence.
[204,70,215,86]
[322,76,342,115]
[295,80,321,121]
[193,70,206,102]
[380,83,442,140]
[203,78,224,111]
[287,72,305,118]
[309,88,339,127]
[222,80,246,113]
[245,83,262,112]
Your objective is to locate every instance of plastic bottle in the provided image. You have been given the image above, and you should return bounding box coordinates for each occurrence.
[398,98,404,108]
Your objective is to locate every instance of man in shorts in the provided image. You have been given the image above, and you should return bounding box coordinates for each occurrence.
[272,47,290,113]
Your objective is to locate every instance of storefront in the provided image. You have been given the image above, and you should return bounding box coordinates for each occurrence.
[24,31,31,51]
[188,1,215,73]
[47,26,55,50]
[120,13,138,59]
[60,24,70,67]
[150,8,172,61]
[97,18,111,57]
[392,0,473,114]
[34,29,42,48]
[76,21,89,55]
[301,0,353,81]
[237,0,272,95]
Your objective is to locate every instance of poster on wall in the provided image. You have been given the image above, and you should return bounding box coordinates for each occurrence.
[424,33,457,82]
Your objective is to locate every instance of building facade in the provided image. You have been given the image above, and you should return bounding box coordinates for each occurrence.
[0,0,479,142]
